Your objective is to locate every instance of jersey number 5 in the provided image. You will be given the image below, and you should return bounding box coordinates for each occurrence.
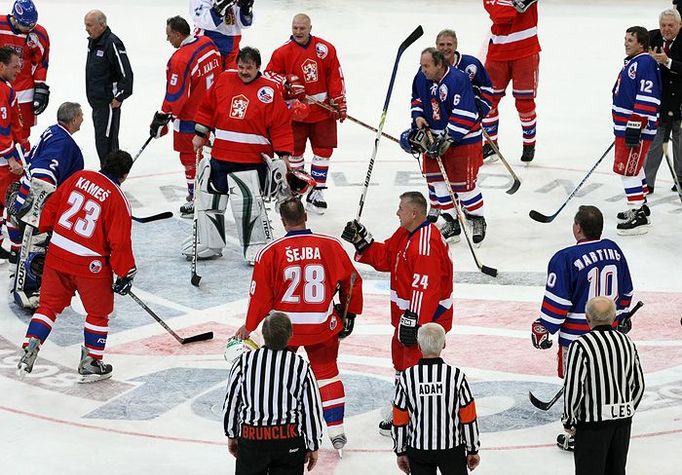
[57,191,101,238]
[282,264,326,304]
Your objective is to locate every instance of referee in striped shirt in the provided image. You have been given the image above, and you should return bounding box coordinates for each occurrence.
[392,323,481,474]
[223,312,326,474]
[562,296,645,475]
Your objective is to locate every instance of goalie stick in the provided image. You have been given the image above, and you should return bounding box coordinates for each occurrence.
[529,300,644,410]
[128,290,213,344]
[356,25,423,220]
[529,141,615,223]
[132,211,173,223]
[482,130,521,195]
[662,129,682,204]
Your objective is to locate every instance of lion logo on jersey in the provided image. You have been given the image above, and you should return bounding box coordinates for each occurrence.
[628,62,638,80]
[465,64,477,81]
[257,86,274,104]
[439,84,448,102]
[430,98,441,121]
[315,43,328,59]
[301,59,318,83]
[230,95,249,119]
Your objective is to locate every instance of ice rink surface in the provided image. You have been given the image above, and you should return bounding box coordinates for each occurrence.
[1,0,681,473]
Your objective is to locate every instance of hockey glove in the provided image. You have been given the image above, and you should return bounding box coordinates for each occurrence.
[426,134,453,159]
[398,310,419,346]
[213,0,235,17]
[617,315,632,334]
[113,266,137,296]
[150,112,172,139]
[33,83,50,115]
[237,0,254,14]
[624,115,645,148]
[512,0,538,13]
[531,319,553,349]
[291,99,310,121]
[341,220,373,253]
[330,95,348,123]
[283,74,305,101]
[335,304,356,339]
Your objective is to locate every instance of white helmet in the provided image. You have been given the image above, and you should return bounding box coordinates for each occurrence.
[224,336,259,364]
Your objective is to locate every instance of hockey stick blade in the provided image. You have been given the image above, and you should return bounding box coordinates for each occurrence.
[506,179,521,195]
[191,273,202,287]
[481,265,498,277]
[529,209,554,223]
[482,130,521,195]
[529,387,564,411]
[181,331,213,344]
[399,25,424,53]
[132,211,173,223]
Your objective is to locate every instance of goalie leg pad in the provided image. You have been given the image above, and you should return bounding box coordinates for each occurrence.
[227,170,273,263]
[181,157,228,259]
[13,231,49,310]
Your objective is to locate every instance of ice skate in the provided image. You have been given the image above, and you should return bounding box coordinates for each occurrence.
[440,214,461,243]
[482,142,498,162]
[617,203,650,222]
[331,433,347,458]
[17,337,41,377]
[77,346,113,383]
[616,207,650,236]
[378,415,392,437]
[469,215,487,246]
[306,187,327,215]
[427,207,441,223]
[179,198,194,218]
[520,144,535,163]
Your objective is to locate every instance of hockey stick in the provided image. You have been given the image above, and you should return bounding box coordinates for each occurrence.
[662,129,682,204]
[529,300,644,410]
[132,137,153,163]
[433,152,498,277]
[482,130,521,195]
[356,25,423,220]
[341,272,357,322]
[132,211,173,223]
[529,141,615,223]
[190,148,202,287]
[128,290,213,344]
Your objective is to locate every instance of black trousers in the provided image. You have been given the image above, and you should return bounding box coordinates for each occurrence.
[406,445,468,475]
[236,436,306,475]
[574,421,632,475]
[91,104,121,165]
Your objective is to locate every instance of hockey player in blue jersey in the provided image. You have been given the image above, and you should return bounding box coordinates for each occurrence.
[7,102,85,309]
[531,205,635,451]
[612,26,661,235]
[402,48,487,244]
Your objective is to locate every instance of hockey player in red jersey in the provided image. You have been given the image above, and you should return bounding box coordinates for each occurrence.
[342,191,453,435]
[265,13,346,214]
[483,0,540,163]
[186,46,293,263]
[0,46,25,260]
[17,150,137,383]
[0,0,50,147]
[235,198,363,454]
[150,16,221,217]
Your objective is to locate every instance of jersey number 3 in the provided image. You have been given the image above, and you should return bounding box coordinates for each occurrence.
[282,264,326,304]
[57,191,101,238]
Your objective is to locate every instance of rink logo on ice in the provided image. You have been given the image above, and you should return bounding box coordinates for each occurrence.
[230,95,249,119]
[257,86,274,104]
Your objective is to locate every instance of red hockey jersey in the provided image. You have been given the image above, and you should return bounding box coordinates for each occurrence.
[0,79,21,160]
[483,1,540,62]
[194,70,293,163]
[39,170,135,279]
[0,15,49,104]
[266,35,345,123]
[245,229,363,346]
[161,35,221,129]
[356,221,453,330]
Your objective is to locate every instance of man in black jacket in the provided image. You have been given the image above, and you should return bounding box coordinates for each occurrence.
[84,10,133,164]
[645,8,682,192]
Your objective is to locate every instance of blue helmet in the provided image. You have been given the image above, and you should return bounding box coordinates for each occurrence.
[12,0,38,29]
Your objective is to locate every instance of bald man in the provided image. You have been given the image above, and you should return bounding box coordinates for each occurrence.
[84,10,134,164]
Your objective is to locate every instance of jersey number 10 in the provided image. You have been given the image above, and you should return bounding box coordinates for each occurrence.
[587,264,618,300]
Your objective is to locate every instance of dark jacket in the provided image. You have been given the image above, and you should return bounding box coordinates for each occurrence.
[649,29,682,122]
[85,27,133,107]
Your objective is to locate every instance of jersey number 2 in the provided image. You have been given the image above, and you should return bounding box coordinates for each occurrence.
[282,265,326,304]
[57,191,101,238]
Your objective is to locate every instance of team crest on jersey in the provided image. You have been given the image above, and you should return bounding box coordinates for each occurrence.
[301,59,318,83]
[628,62,638,80]
[430,98,441,121]
[230,94,249,119]
[257,86,274,104]
[465,64,477,81]
[315,43,328,59]
[439,84,448,102]
[89,260,103,274]
[329,314,337,331]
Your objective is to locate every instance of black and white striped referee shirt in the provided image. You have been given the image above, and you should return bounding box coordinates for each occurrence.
[562,325,645,427]
[223,347,326,450]
[392,358,480,454]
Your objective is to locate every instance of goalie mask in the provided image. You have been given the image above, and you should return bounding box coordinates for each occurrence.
[287,169,316,196]
[224,336,259,364]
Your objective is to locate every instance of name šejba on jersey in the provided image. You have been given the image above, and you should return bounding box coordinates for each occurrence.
[285,246,321,263]
[573,248,622,271]
[419,382,444,396]
[75,177,111,202]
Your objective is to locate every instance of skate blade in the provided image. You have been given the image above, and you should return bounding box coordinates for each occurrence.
[483,154,498,163]
[337,448,343,458]
[378,429,392,437]
[616,227,650,236]
[306,204,326,215]
[17,365,30,379]
[180,213,193,219]
[445,235,461,245]
[78,372,113,384]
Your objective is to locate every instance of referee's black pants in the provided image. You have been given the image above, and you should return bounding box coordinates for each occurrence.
[236,436,306,475]
[407,444,468,475]
[574,420,631,475]
[91,104,121,165]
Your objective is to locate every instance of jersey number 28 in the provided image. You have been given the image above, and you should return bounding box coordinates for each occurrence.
[282,264,326,304]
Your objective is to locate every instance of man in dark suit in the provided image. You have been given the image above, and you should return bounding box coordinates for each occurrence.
[645,8,682,193]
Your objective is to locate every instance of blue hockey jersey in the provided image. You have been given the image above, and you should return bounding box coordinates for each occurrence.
[453,52,493,120]
[612,52,661,141]
[539,239,634,348]
[411,66,481,145]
